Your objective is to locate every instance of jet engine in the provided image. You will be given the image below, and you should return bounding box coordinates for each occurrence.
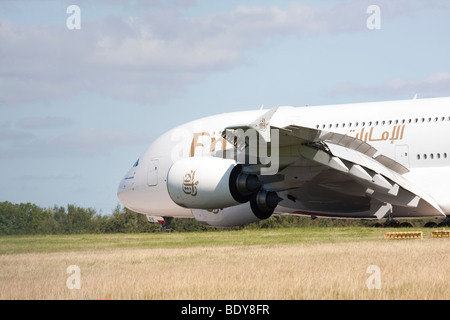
[167,157,261,209]
[191,202,263,227]
[167,157,282,227]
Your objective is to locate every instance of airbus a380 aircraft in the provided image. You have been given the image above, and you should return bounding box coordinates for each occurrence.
[118,97,450,228]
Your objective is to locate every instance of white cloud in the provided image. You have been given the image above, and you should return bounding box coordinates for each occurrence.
[16,116,75,129]
[424,71,450,83]
[0,129,35,142]
[47,128,153,156]
[0,1,418,106]
[0,127,152,158]
[332,71,450,98]
[17,173,82,181]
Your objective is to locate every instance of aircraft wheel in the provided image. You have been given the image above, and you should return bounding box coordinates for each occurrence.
[424,222,437,228]
[400,222,413,228]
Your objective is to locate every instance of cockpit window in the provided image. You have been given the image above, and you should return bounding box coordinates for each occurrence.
[133,159,139,167]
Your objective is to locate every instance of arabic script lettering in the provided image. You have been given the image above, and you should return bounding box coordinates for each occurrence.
[350,125,406,144]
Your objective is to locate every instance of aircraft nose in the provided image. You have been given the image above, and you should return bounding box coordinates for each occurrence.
[117,166,136,209]
[117,177,131,208]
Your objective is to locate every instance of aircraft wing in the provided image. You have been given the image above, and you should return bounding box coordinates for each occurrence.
[222,108,445,219]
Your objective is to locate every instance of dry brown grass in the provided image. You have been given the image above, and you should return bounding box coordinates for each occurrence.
[0,237,448,299]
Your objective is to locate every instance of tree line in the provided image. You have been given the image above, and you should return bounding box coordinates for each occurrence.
[0,201,157,235]
[0,201,357,235]
[0,201,236,234]
[0,201,440,235]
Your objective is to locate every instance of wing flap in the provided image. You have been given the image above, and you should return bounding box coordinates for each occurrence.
[284,125,379,158]
[304,142,444,217]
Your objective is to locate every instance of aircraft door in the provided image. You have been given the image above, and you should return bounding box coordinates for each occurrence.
[147,159,159,186]
[395,145,409,168]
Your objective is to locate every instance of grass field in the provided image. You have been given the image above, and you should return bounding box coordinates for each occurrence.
[0,227,448,299]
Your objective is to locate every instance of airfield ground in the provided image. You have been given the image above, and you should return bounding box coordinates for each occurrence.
[0,227,448,299]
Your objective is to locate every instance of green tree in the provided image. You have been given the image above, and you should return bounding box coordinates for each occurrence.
[66,204,96,233]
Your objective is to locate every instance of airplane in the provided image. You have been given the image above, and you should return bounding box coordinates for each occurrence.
[118,96,450,229]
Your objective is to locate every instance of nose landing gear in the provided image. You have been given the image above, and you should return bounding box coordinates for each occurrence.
[158,217,173,232]
[146,215,173,232]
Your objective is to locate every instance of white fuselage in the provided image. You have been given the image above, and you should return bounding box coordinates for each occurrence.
[118,97,450,219]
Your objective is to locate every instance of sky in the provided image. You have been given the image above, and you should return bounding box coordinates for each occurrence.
[1,0,450,214]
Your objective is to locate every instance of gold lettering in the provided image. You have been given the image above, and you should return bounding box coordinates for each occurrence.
[350,125,406,144]
[190,132,228,156]
[190,132,210,157]
[210,136,227,153]
[182,170,198,196]
[399,125,405,140]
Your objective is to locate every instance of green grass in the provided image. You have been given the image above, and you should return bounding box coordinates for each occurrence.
[1,226,447,300]
[0,226,433,255]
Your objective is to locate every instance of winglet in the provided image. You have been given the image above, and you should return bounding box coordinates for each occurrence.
[249,106,279,142]
[223,106,279,144]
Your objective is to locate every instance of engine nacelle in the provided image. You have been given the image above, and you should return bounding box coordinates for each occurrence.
[250,189,283,220]
[192,202,265,228]
[167,157,261,209]
[191,189,283,228]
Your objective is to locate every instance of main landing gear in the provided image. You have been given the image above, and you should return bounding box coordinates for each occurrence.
[374,216,450,228]
[374,218,413,228]
[424,216,450,228]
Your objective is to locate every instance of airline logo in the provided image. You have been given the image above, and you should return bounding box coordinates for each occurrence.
[182,170,199,196]
[350,125,406,144]
[259,118,268,132]
[190,132,227,157]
